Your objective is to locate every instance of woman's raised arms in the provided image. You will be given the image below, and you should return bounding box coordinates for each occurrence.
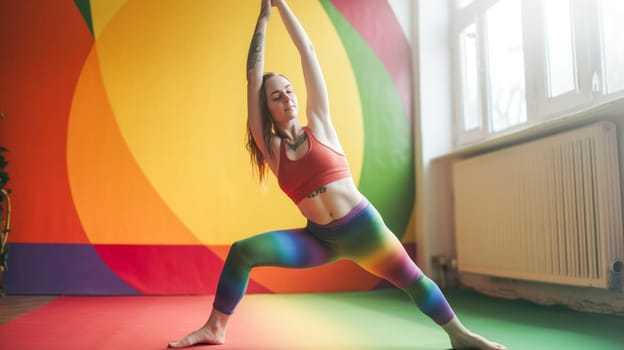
[246,0,278,174]
[273,0,338,144]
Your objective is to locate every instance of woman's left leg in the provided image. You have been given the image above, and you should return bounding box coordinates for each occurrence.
[355,230,456,325]
[325,204,455,325]
[314,202,506,350]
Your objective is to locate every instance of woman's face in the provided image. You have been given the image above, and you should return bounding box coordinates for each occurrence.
[265,75,298,123]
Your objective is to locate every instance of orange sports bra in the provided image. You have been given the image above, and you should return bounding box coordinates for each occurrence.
[277,128,352,204]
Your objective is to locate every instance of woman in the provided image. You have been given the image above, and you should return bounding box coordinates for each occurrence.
[169,1,506,349]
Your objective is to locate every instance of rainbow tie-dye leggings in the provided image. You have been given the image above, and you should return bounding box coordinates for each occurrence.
[213,199,455,325]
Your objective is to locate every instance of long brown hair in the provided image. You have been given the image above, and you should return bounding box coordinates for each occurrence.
[246,72,286,182]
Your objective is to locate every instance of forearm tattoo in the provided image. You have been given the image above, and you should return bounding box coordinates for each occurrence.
[247,32,264,72]
[307,186,327,199]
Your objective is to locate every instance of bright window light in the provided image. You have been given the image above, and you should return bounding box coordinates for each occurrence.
[458,0,474,8]
[486,0,527,132]
[460,24,481,131]
[601,0,624,94]
[545,0,576,97]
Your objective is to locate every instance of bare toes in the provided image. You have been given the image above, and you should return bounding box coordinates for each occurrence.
[168,328,225,348]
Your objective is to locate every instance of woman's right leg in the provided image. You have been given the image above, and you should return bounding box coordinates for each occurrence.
[213,228,336,314]
[168,228,336,348]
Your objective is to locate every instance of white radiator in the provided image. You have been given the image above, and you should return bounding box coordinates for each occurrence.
[453,122,624,288]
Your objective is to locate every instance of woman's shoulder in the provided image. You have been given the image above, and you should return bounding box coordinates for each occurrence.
[259,134,281,174]
[305,122,344,154]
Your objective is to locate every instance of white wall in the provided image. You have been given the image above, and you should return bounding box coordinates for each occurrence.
[411,0,455,275]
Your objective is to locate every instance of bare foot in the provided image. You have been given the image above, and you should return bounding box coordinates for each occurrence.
[449,330,506,350]
[443,316,506,350]
[168,326,225,348]
[168,309,230,348]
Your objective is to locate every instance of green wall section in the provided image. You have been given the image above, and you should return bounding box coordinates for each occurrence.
[73,0,94,37]
[321,1,415,238]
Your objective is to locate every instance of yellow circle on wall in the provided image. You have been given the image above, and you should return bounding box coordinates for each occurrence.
[83,0,363,245]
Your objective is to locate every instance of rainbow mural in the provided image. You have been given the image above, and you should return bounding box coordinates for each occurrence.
[0,0,414,295]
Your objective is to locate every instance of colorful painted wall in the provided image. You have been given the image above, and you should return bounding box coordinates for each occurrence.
[0,0,415,295]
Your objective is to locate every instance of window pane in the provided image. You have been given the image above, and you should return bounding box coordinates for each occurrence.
[460,24,481,130]
[545,0,576,97]
[458,0,474,8]
[486,0,527,132]
[601,0,624,94]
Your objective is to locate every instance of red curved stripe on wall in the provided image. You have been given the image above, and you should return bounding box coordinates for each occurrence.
[95,245,272,294]
[0,0,93,243]
[329,0,413,118]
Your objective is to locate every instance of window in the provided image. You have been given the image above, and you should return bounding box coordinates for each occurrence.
[458,0,475,8]
[460,24,481,131]
[600,0,624,94]
[544,0,576,98]
[486,0,527,132]
[453,0,624,146]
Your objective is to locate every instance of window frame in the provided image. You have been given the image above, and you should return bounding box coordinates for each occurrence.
[452,0,624,148]
[524,0,593,123]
